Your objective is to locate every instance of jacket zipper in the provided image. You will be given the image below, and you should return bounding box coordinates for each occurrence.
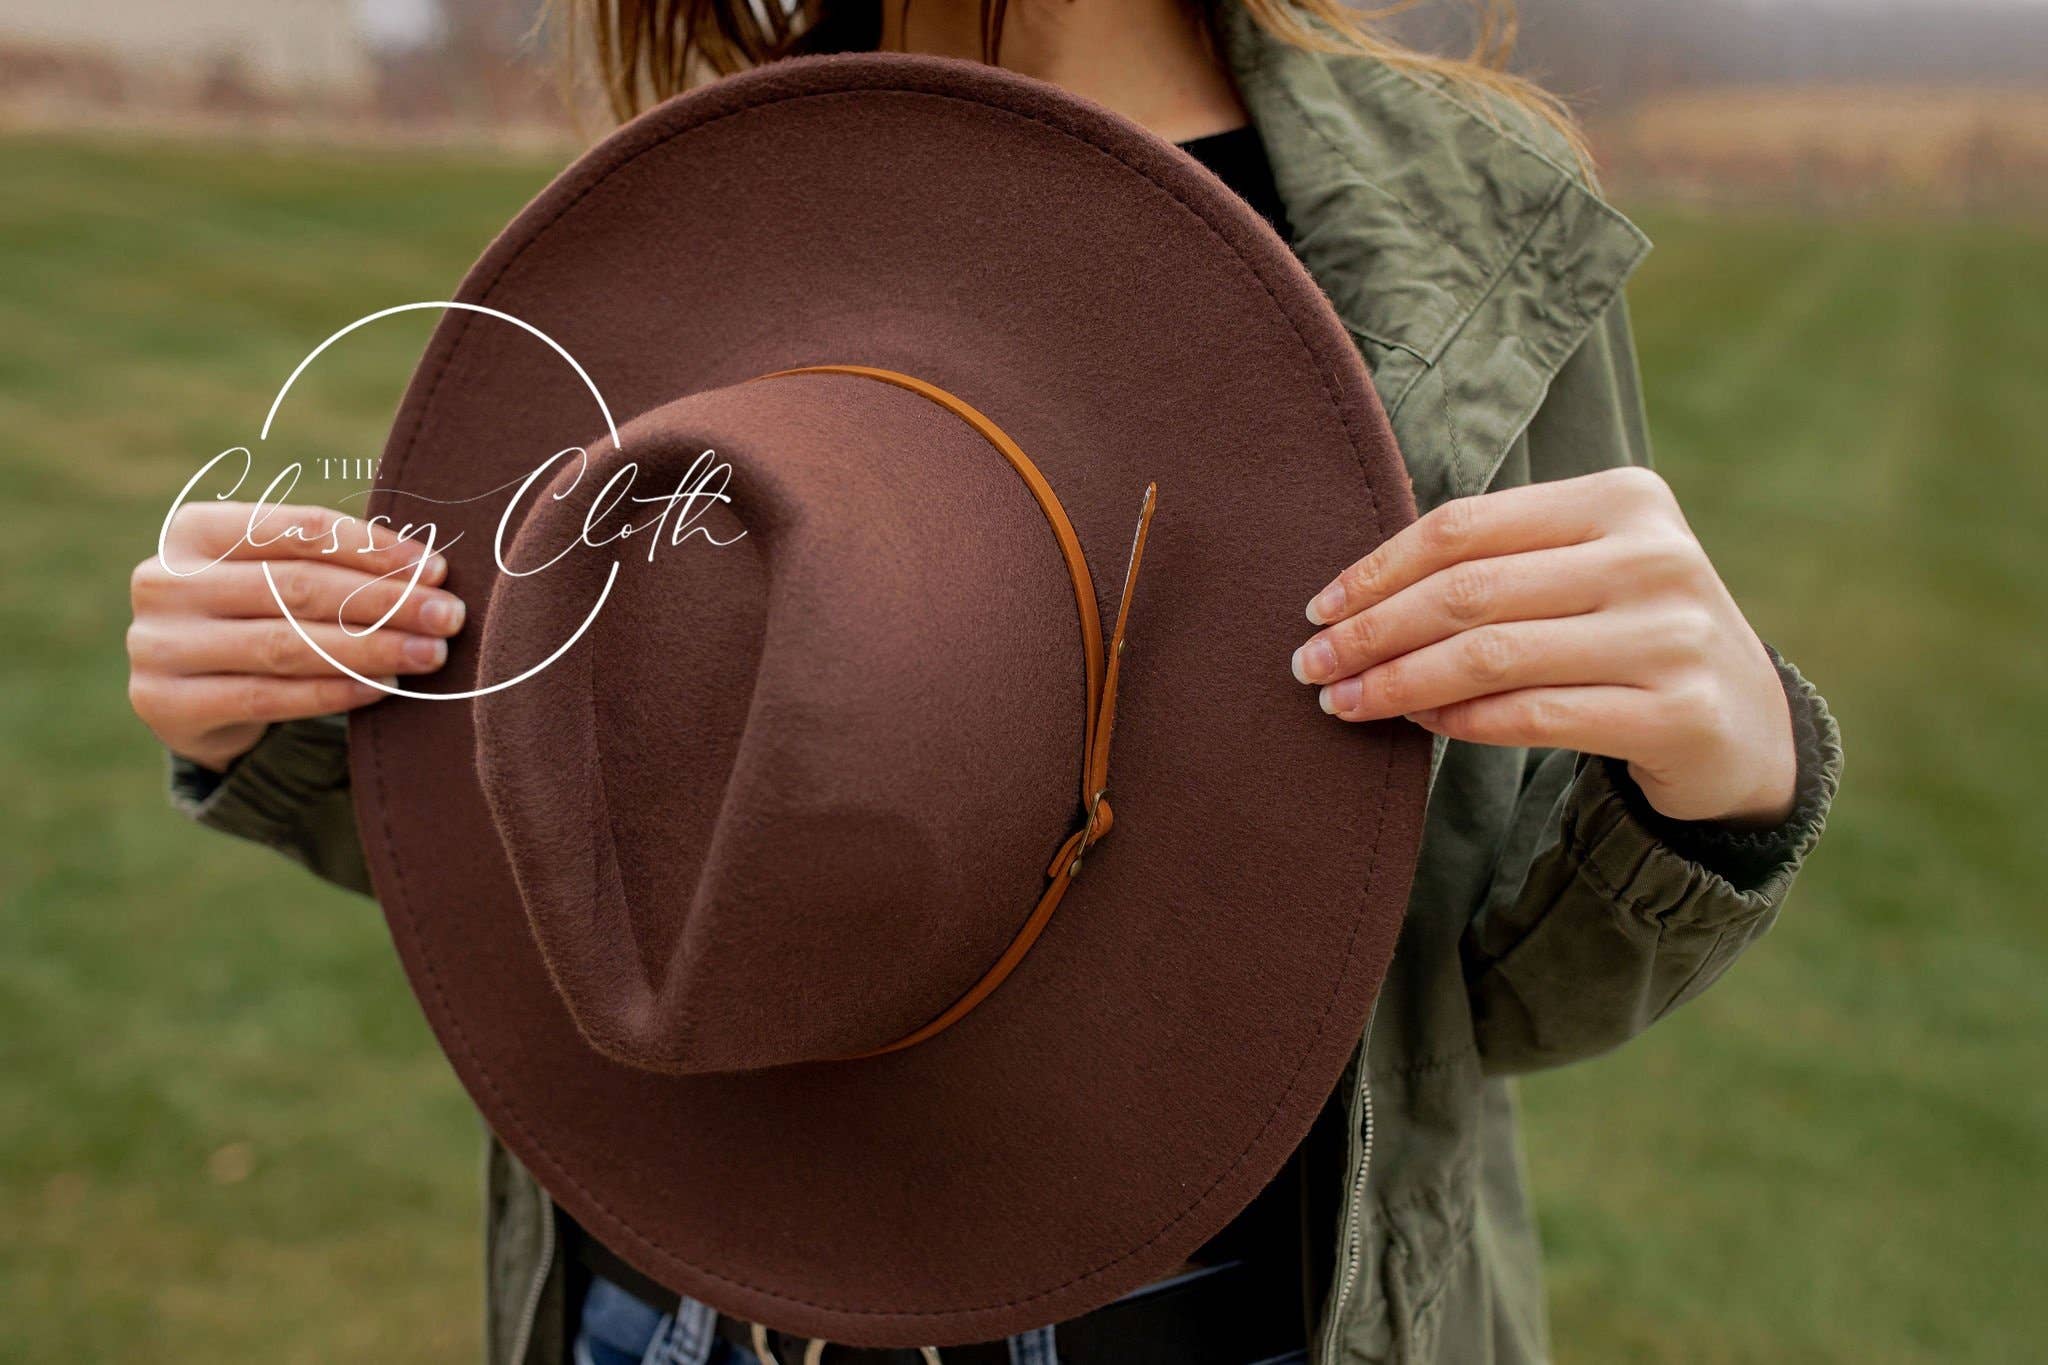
[508,1195,557,1365]
[1318,1055,1375,1364]
[1319,736,1433,1362]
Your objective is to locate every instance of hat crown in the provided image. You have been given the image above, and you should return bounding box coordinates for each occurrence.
[475,374,1087,1075]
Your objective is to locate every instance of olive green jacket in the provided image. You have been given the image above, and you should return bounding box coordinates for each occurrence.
[169,14,1843,1364]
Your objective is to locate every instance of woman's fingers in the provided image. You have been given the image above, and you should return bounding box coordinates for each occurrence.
[1305,467,1680,625]
[1317,609,1677,724]
[163,500,445,583]
[1306,478,1608,625]
[127,616,449,680]
[131,502,460,772]
[1292,542,1616,687]
[1287,466,1795,823]
[130,557,465,636]
[1402,685,1664,760]
[130,672,394,737]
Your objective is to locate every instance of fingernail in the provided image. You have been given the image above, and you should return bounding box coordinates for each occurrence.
[361,675,399,695]
[1307,584,1346,625]
[403,635,447,668]
[1291,639,1337,685]
[1319,678,1361,716]
[422,596,466,633]
[424,553,449,585]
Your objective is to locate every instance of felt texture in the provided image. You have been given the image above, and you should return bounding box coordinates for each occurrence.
[476,374,1082,1072]
[353,52,1430,1347]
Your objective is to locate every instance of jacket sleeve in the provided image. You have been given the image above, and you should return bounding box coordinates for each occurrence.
[1459,301,1845,1075]
[167,714,373,897]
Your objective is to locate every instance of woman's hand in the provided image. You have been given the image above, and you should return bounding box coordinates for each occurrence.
[128,501,465,774]
[1293,467,1796,826]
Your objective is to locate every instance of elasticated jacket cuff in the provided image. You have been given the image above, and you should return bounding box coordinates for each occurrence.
[165,714,369,893]
[1561,652,1840,930]
[168,714,349,829]
[1598,647,1840,894]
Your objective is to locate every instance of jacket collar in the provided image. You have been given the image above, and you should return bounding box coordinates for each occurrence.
[1220,8,1652,511]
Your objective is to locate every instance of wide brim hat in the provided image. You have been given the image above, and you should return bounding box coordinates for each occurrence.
[354,52,1429,1347]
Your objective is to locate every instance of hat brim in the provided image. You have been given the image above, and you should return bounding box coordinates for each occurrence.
[355,52,1429,1346]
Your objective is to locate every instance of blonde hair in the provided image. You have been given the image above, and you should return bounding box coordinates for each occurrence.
[561,0,1588,169]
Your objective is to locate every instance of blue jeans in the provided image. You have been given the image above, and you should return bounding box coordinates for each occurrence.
[571,1278,1056,1365]
[574,1278,757,1365]
[572,1276,1307,1365]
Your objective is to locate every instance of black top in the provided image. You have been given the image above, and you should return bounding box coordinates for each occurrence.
[1178,125,1294,243]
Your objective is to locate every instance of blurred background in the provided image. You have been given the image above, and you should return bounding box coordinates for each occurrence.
[1,1,2042,1361]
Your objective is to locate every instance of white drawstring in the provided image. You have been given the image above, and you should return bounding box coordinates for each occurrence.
[745,1323,942,1364]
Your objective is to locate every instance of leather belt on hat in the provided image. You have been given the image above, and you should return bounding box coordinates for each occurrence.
[752,365,1158,1059]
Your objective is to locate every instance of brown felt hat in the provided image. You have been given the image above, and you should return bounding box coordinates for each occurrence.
[354,51,1429,1348]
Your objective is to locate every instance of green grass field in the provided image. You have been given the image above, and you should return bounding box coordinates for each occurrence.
[1,133,2042,1363]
